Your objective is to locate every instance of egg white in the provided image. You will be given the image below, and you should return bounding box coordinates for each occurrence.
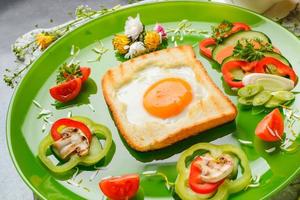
[117,67,207,125]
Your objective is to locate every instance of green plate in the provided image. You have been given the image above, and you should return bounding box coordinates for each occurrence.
[6,1,300,199]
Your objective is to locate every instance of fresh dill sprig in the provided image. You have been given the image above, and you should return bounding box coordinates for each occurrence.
[89,40,108,62]
[75,5,97,19]
[167,20,208,44]
[3,4,121,89]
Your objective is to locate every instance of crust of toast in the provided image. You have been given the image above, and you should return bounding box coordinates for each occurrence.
[102,46,237,152]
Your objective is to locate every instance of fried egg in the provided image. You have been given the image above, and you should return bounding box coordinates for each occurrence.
[117,67,207,125]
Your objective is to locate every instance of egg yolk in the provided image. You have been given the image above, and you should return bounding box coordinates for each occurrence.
[143,78,193,118]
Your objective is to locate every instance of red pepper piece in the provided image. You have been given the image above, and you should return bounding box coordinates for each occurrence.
[255,57,297,83]
[51,118,92,142]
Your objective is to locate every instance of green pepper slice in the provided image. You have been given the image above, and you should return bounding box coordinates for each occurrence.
[38,116,112,174]
[175,143,251,200]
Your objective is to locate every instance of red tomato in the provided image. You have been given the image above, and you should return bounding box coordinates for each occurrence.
[99,174,140,200]
[255,108,284,142]
[80,67,91,82]
[189,157,224,194]
[49,78,82,103]
[231,22,251,33]
[199,38,216,58]
[51,118,92,142]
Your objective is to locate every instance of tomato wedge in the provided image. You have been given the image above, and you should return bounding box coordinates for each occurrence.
[199,38,216,58]
[231,22,251,33]
[221,60,250,88]
[189,157,224,194]
[255,108,284,142]
[49,78,82,103]
[51,118,92,142]
[80,67,91,82]
[99,174,140,200]
[255,57,297,83]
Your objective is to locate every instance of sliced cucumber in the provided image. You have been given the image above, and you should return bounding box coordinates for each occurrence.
[212,31,271,64]
[265,96,285,108]
[231,68,245,81]
[272,91,295,101]
[221,56,243,65]
[238,84,263,98]
[238,97,254,105]
[222,52,291,67]
[253,91,272,106]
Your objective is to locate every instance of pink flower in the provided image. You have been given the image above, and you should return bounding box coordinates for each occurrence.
[154,24,167,39]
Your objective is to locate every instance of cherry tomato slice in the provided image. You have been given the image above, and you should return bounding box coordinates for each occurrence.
[99,174,140,200]
[255,57,297,83]
[199,38,216,58]
[49,78,82,103]
[255,108,284,142]
[221,60,249,88]
[51,118,92,142]
[80,67,91,82]
[231,22,251,33]
[189,157,224,194]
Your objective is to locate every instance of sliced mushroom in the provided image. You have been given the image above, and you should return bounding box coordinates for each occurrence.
[196,153,234,183]
[52,127,90,159]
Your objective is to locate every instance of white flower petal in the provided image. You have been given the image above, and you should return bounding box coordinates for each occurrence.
[124,14,144,40]
[125,41,146,59]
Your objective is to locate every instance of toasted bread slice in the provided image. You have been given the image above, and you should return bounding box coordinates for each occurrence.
[102,46,237,152]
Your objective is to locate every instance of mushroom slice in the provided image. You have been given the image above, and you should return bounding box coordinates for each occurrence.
[52,127,90,159]
[196,153,234,183]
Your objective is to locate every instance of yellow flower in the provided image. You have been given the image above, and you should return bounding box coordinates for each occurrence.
[112,34,130,54]
[35,33,56,50]
[144,31,161,51]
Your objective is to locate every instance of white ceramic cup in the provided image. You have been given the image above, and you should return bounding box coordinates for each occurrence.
[232,0,284,13]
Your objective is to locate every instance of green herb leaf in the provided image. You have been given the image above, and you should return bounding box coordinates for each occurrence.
[75,5,97,19]
[233,39,274,62]
[56,62,82,84]
[212,20,233,44]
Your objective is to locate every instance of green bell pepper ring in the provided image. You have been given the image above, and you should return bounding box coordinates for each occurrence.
[38,116,112,174]
[175,143,252,200]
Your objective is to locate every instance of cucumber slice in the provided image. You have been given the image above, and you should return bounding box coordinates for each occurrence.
[238,84,263,98]
[212,31,271,64]
[221,52,291,67]
[272,91,295,101]
[265,96,285,108]
[221,56,243,65]
[238,97,253,105]
[253,91,272,106]
[231,68,245,81]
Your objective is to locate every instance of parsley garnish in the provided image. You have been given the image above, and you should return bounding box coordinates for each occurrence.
[56,45,82,84]
[212,20,234,44]
[233,38,274,62]
[56,62,82,84]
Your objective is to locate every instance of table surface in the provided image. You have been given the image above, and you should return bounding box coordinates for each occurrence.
[0,0,299,200]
